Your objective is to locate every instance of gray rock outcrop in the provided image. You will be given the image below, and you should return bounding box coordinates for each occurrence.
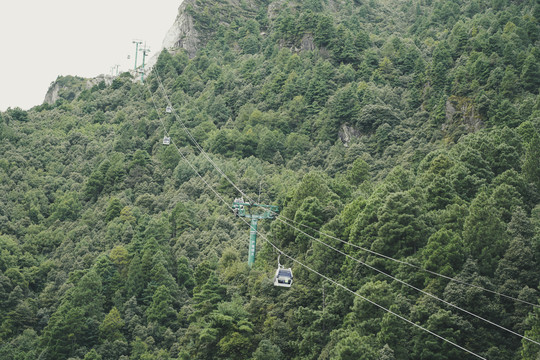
[161,0,200,58]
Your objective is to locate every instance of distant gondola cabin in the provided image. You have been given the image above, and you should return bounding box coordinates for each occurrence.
[273,267,293,287]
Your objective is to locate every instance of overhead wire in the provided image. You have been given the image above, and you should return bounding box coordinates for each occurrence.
[153,72,251,201]
[276,212,540,308]
[261,240,487,360]
[147,70,540,346]
[276,216,540,346]
[143,80,488,360]
[150,69,538,310]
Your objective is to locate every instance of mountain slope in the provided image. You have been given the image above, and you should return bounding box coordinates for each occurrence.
[0,0,539,359]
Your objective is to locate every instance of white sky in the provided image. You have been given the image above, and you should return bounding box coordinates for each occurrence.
[0,1,181,111]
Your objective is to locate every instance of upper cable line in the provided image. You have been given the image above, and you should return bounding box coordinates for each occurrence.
[150,68,538,310]
[143,79,489,360]
[145,70,540,348]
[275,212,540,309]
[275,215,540,346]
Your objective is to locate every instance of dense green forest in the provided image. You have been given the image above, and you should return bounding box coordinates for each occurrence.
[1,0,540,359]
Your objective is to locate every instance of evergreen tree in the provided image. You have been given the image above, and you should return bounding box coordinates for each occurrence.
[192,273,227,319]
[462,191,508,274]
[294,196,325,253]
[521,306,540,360]
[146,285,176,328]
[41,269,104,359]
[520,53,540,93]
[99,307,124,341]
[1,1,539,358]
[376,191,426,257]
[105,198,122,222]
[522,133,540,190]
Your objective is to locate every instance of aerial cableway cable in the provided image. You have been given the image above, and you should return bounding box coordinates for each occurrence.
[153,72,251,201]
[150,69,538,310]
[148,70,540,346]
[276,212,540,309]
[146,71,540,347]
[143,80,488,360]
[276,216,540,346]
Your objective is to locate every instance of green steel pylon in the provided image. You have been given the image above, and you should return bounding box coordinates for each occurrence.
[132,40,142,71]
[140,44,151,83]
[233,198,278,267]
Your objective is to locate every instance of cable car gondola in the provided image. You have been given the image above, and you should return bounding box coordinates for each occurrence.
[163,136,171,145]
[166,106,172,113]
[273,255,293,288]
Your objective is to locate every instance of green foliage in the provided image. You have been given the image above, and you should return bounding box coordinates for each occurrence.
[332,330,378,360]
[253,340,283,360]
[50,192,81,221]
[356,105,399,133]
[41,269,104,359]
[99,306,124,341]
[522,133,540,190]
[146,285,176,327]
[520,53,540,93]
[521,305,540,360]
[376,191,426,257]
[462,191,508,274]
[83,349,102,360]
[1,0,539,359]
[6,107,29,122]
[422,229,465,290]
[192,272,227,319]
[293,196,325,252]
[105,198,122,222]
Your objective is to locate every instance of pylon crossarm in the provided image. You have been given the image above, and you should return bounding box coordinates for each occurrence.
[233,200,279,266]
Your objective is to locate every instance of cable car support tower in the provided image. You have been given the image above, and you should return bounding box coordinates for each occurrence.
[233,198,278,267]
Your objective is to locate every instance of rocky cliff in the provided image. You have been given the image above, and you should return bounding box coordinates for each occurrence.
[43,75,112,105]
[161,0,200,58]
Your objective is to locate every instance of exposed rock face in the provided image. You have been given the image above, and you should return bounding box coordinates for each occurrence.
[279,33,318,53]
[443,95,483,136]
[338,123,361,147]
[161,0,200,58]
[268,0,286,19]
[44,75,113,105]
[300,34,315,51]
[44,82,62,105]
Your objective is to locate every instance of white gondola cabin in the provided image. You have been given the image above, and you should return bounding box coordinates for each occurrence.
[166,106,172,113]
[273,265,293,287]
[163,136,171,145]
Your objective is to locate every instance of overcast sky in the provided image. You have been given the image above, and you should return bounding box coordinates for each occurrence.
[0,1,181,111]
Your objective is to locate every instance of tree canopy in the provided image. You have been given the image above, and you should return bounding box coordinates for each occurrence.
[1,0,539,359]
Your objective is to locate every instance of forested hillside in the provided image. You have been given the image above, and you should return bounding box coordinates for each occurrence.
[1,0,540,359]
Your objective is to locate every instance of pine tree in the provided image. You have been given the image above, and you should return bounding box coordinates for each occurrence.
[294,196,325,253]
[192,273,227,319]
[521,53,540,93]
[146,285,176,328]
[462,191,508,274]
[521,306,540,360]
[99,307,125,341]
[105,198,122,222]
[522,133,540,190]
[376,191,426,257]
